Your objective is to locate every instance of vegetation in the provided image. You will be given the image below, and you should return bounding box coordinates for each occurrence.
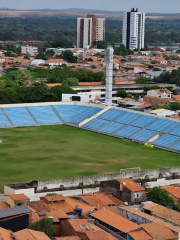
[61,50,77,63]
[152,102,180,111]
[147,187,180,210]
[62,77,79,86]
[0,125,179,192]
[117,90,127,98]
[30,218,55,238]
[114,44,134,56]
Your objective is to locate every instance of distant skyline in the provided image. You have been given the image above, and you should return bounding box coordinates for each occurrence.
[1,0,180,13]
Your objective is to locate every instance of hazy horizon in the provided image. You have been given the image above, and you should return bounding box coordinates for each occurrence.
[0,0,180,14]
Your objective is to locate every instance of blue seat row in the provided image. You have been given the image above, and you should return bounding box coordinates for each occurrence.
[115,112,141,125]
[132,129,157,142]
[53,105,101,124]
[99,122,125,134]
[169,125,180,137]
[3,107,36,126]
[147,119,174,132]
[163,122,180,134]
[83,118,109,130]
[0,109,12,127]
[99,109,125,121]
[131,115,157,128]
[152,134,180,148]
[28,106,61,125]
[115,125,140,138]
[171,141,180,151]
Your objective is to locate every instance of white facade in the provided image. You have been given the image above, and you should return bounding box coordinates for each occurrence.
[62,94,90,103]
[147,89,173,99]
[96,18,105,42]
[30,59,45,66]
[105,46,114,106]
[77,15,105,49]
[21,45,38,55]
[122,8,145,50]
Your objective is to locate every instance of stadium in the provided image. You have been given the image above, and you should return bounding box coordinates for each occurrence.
[0,46,180,191]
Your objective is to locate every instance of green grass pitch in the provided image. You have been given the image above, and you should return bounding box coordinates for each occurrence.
[0,125,179,192]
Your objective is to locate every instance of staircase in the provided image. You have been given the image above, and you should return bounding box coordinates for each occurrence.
[79,106,111,127]
[1,108,14,126]
[25,107,39,125]
[50,105,65,123]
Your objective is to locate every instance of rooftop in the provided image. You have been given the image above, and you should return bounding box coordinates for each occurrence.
[67,219,93,232]
[13,229,50,240]
[117,178,145,192]
[128,230,151,240]
[90,209,139,233]
[0,205,32,219]
[8,193,29,201]
[162,185,180,198]
[41,194,65,202]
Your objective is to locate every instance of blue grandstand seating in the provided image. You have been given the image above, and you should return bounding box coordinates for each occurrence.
[99,109,125,121]
[147,119,174,132]
[53,105,101,124]
[83,118,109,130]
[171,141,180,151]
[115,112,141,125]
[163,122,180,134]
[28,106,61,125]
[169,125,180,137]
[0,109,12,127]
[152,134,180,148]
[3,107,36,126]
[131,129,157,142]
[115,125,140,138]
[131,115,157,128]
[99,122,125,134]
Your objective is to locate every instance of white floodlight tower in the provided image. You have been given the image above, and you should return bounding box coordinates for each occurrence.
[105,46,114,106]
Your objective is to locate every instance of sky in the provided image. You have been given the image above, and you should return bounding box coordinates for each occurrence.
[1,0,180,13]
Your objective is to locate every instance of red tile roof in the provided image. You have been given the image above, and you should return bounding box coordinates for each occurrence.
[90,209,139,233]
[41,194,65,202]
[0,227,13,240]
[67,219,93,232]
[0,201,10,209]
[13,229,51,240]
[128,230,151,240]
[8,194,29,201]
[162,185,180,199]
[117,178,145,192]
[84,231,110,240]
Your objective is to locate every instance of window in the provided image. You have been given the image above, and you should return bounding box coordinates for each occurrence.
[134,193,140,198]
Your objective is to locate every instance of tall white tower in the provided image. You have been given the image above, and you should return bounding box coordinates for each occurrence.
[122,8,145,50]
[105,46,114,106]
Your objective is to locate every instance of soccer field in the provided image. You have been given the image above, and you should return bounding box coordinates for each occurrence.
[0,125,179,192]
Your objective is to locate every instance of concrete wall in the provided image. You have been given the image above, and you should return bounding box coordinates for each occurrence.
[35,166,180,192]
[4,185,34,196]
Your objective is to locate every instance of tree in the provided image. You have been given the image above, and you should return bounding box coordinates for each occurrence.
[147,187,176,208]
[93,41,108,49]
[50,85,76,101]
[61,50,77,63]
[133,93,139,101]
[62,77,79,86]
[29,218,55,238]
[117,90,127,98]
[45,50,55,59]
[35,53,47,60]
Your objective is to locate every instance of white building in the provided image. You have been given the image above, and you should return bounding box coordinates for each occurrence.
[30,59,45,66]
[122,8,145,50]
[77,14,105,48]
[147,89,173,99]
[21,45,38,55]
[45,59,67,66]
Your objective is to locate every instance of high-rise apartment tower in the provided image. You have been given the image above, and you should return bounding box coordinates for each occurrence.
[122,8,145,50]
[77,14,105,48]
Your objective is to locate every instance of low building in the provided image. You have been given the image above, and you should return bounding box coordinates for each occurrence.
[147,89,173,99]
[12,228,51,240]
[4,194,30,207]
[99,178,145,205]
[45,59,67,66]
[21,45,38,55]
[162,185,180,203]
[143,95,171,106]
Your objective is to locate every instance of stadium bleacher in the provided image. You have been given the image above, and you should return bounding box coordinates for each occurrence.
[28,106,62,125]
[152,134,180,148]
[99,122,125,134]
[53,105,101,124]
[0,103,180,153]
[0,109,12,127]
[3,107,36,126]
[115,125,141,138]
[115,112,141,125]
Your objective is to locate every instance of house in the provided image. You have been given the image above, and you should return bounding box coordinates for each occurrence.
[147,89,173,99]
[90,209,139,239]
[21,45,38,55]
[143,95,171,106]
[0,227,12,240]
[99,178,145,205]
[162,185,180,203]
[4,194,30,207]
[128,222,177,240]
[45,59,67,66]
[0,205,32,232]
[12,228,51,240]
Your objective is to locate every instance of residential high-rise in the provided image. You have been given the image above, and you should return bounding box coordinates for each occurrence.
[122,8,145,50]
[77,14,105,48]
